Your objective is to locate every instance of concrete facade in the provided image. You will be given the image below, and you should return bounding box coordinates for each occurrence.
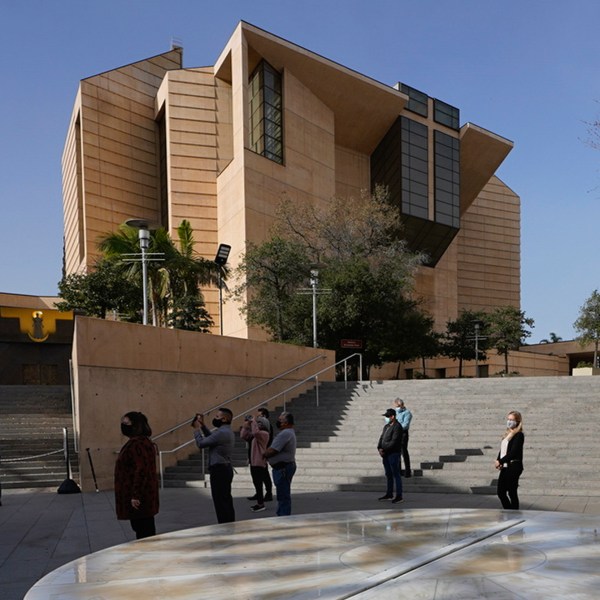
[71,316,334,491]
[62,21,519,343]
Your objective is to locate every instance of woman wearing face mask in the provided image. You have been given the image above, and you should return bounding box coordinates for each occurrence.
[494,411,524,510]
[114,411,159,539]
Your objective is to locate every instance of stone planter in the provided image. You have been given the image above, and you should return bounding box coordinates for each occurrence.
[572,367,600,376]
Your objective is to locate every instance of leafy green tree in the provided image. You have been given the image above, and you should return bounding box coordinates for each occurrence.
[234,188,428,375]
[574,289,600,367]
[232,237,311,342]
[167,295,213,332]
[315,259,432,376]
[487,306,534,374]
[442,310,489,377]
[57,258,142,320]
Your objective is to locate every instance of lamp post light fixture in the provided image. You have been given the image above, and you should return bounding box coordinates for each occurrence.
[125,219,152,325]
[214,243,231,335]
[310,269,319,348]
[472,320,488,378]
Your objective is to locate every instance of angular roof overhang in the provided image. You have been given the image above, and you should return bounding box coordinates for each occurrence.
[459,123,513,214]
[215,22,408,154]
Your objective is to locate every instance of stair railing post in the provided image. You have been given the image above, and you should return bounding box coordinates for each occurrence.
[359,354,363,384]
[344,358,348,389]
[159,451,164,489]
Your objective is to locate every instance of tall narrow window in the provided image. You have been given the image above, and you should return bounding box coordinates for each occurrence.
[434,131,460,228]
[249,60,283,164]
[75,114,85,263]
[401,117,429,219]
[156,109,168,228]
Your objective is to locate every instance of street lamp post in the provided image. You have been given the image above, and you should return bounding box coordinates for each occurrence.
[310,269,319,348]
[138,227,150,325]
[125,219,156,326]
[214,244,231,335]
[474,321,480,377]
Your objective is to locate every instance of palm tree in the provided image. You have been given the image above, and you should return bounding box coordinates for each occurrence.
[99,220,224,329]
[539,332,563,344]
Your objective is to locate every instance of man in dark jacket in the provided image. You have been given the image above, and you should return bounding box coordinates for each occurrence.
[377,408,403,503]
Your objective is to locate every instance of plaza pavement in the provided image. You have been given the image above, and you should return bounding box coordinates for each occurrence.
[2,485,600,600]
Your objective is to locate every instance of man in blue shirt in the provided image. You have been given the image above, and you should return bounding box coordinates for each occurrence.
[394,398,413,478]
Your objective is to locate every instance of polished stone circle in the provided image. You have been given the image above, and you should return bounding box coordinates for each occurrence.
[25,508,600,599]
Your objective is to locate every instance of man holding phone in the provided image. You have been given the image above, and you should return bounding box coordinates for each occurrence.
[192,408,235,523]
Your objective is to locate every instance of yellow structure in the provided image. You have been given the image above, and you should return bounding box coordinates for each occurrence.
[62,21,518,344]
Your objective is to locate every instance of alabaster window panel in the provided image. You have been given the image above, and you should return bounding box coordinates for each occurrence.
[249,60,283,164]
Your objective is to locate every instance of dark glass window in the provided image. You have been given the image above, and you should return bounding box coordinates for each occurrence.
[249,60,283,164]
[433,99,460,130]
[401,117,429,219]
[398,83,429,117]
[434,131,460,228]
[156,109,168,228]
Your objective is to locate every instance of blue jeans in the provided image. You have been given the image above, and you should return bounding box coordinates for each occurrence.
[272,462,296,516]
[382,452,402,497]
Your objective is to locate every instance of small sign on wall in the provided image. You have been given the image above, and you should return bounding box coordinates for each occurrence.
[341,339,362,349]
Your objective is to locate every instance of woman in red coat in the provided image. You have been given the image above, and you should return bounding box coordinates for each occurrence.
[114,411,159,539]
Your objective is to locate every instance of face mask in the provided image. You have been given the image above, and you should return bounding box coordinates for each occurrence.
[507,420,517,429]
[276,421,283,429]
[212,418,223,428]
[121,423,133,437]
[384,417,390,425]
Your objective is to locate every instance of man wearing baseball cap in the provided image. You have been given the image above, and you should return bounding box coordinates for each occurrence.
[377,408,404,503]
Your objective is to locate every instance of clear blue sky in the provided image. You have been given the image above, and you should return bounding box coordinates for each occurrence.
[2,0,600,343]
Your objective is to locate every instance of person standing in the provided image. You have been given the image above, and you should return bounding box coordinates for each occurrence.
[240,415,271,512]
[264,412,296,516]
[495,410,525,510]
[394,398,413,478]
[114,411,159,539]
[377,408,403,503]
[247,407,273,502]
[193,407,235,523]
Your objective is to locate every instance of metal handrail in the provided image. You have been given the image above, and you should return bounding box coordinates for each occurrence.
[157,352,362,488]
[153,354,326,442]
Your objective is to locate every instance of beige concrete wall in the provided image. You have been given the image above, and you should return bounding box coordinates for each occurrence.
[72,317,334,491]
[372,349,569,380]
[157,67,233,330]
[457,176,520,312]
[63,49,183,274]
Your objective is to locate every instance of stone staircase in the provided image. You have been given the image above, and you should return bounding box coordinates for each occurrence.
[162,376,600,497]
[0,385,77,490]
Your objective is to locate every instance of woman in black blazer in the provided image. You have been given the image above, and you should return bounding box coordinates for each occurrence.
[495,411,524,509]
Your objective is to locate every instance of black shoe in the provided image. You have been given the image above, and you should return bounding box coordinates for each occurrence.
[378,494,393,501]
[264,494,273,502]
[404,472,412,478]
[250,504,266,512]
[247,495,258,501]
[392,496,404,504]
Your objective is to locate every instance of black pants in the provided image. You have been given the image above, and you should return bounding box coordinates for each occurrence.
[497,464,523,509]
[130,516,156,539]
[250,466,271,503]
[210,463,235,523]
[400,429,411,474]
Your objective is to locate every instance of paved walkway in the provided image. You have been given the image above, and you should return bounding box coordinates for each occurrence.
[2,486,600,600]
